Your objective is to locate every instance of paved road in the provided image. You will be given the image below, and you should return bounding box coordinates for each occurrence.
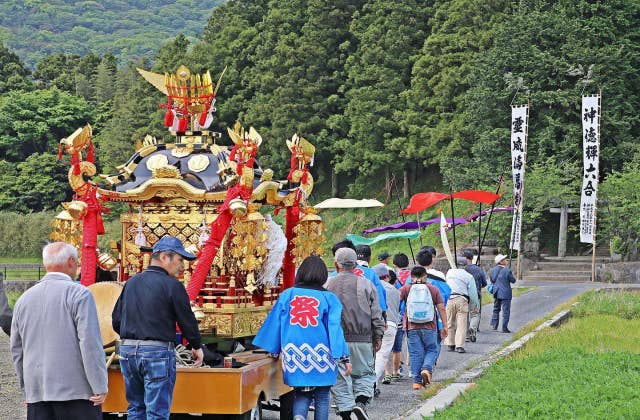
[0,281,605,420]
[263,280,602,419]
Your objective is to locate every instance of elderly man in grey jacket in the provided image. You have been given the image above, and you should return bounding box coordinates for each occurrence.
[11,242,108,420]
[326,247,385,420]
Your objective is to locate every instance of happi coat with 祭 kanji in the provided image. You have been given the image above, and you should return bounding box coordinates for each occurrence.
[252,286,349,387]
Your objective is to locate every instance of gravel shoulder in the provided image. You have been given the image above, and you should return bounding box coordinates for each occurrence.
[0,332,26,420]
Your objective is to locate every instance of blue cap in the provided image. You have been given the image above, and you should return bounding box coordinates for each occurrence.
[152,236,196,261]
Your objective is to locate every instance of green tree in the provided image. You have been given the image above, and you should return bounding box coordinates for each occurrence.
[0,160,18,210]
[153,34,190,72]
[0,42,31,93]
[33,53,82,92]
[400,0,512,177]
[93,53,119,128]
[600,163,640,260]
[93,62,165,173]
[335,0,433,195]
[189,0,269,137]
[0,0,223,68]
[0,88,93,161]
[242,0,364,189]
[10,153,71,212]
[32,52,101,101]
[461,0,640,189]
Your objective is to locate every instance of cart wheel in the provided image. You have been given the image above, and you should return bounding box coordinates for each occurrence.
[246,402,263,420]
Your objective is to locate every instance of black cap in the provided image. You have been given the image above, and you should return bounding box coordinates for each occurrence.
[378,252,391,261]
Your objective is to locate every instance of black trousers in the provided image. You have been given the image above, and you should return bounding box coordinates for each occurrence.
[491,297,512,330]
[27,399,101,420]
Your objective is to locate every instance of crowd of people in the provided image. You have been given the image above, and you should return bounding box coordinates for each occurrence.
[3,237,517,420]
[256,239,517,420]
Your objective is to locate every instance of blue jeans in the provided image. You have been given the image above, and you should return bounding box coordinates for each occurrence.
[292,386,331,420]
[406,329,438,384]
[118,344,176,420]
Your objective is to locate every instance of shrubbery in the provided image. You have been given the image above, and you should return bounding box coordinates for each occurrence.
[0,212,55,258]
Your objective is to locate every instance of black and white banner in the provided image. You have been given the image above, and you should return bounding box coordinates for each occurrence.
[580,95,600,244]
[509,105,528,252]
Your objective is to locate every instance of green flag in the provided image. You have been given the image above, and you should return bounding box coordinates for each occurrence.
[346,231,420,246]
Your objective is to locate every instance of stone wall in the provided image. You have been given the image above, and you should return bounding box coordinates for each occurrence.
[596,262,640,283]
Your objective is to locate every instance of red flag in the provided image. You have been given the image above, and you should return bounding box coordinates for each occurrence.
[452,190,501,204]
[401,192,449,214]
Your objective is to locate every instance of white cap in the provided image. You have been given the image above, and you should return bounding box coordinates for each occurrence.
[494,254,508,264]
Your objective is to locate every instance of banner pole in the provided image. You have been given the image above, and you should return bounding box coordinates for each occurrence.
[516,101,531,280]
[591,90,602,281]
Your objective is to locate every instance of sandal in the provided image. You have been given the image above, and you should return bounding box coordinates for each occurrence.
[420,369,432,385]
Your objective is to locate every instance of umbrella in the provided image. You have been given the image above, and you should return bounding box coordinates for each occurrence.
[314,198,384,209]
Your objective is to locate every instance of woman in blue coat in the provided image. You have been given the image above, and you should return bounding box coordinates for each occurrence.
[253,256,351,420]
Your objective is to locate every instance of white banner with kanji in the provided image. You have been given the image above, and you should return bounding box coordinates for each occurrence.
[580,95,600,244]
[509,104,528,252]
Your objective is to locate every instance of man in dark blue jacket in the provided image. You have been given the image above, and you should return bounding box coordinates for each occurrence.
[488,254,516,333]
[112,235,203,419]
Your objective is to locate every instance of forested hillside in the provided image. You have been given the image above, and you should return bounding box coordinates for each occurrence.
[1,0,639,258]
[0,0,222,68]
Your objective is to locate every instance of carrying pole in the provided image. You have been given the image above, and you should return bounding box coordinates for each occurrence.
[477,203,482,260]
[392,174,415,262]
[449,189,458,268]
[416,212,424,248]
[478,173,504,265]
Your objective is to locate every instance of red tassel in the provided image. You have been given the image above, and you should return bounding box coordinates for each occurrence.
[178,116,188,132]
[229,145,239,161]
[86,139,95,163]
[71,152,81,175]
[57,143,63,160]
[164,109,174,127]
[198,109,208,127]
[164,96,174,127]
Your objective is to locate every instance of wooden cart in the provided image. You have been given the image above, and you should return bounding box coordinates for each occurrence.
[103,351,292,419]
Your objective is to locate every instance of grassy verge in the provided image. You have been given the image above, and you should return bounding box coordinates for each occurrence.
[6,290,22,308]
[0,257,41,263]
[432,290,640,419]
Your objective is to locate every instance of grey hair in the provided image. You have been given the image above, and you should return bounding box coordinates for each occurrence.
[42,242,78,267]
